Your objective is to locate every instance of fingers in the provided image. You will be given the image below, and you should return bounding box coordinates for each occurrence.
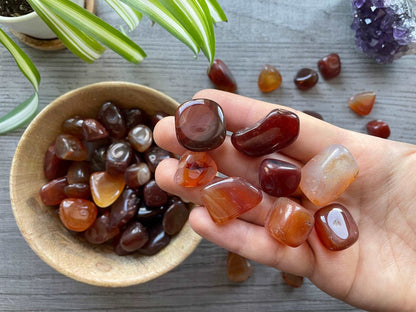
[192,89,350,163]
[155,158,277,226]
[189,206,315,277]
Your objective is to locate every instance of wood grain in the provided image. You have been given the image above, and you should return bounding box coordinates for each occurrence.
[2,0,415,310]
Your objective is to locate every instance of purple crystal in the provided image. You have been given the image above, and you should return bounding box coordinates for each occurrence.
[351,0,416,64]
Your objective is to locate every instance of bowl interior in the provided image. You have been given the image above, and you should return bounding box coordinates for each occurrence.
[10,81,201,287]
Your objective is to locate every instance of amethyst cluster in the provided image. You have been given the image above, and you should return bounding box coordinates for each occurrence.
[351,0,416,63]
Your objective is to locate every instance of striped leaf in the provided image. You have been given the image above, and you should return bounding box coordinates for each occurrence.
[205,0,227,23]
[105,0,142,31]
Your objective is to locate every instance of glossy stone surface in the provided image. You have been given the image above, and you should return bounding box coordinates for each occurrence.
[123,108,147,130]
[317,53,341,80]
[162,201,189,235]
[138,222,171,255]
[84,211,120,244]
[207,59,237,93]
[315,203,359,251]
[64,183,90,199]
[294,68,319,90]
[43,143,68,180]
[66,161,91,184]
[143,179,168,207]
[40,177,68,206]
[144,146,171,172]
[136,202,165,221]
[175,99,226,152]
[119,221,149,252]
[62,116,84,138]
[366,119,391,138]
[97,102,126,139]
[300,144,359,206]
[128,125,153,152]
[109,189,139,228]
[265,198,314,247]
[124,163,151,189]
[201,177,263,224]
[259,159,301,197]
[106,141,133,175]
[59,198,97,232]
[54,134,88,161]
[227,252,253,282]
[90,171,125,208]
[82,118,109,141]
[258,64,282,92]
[281,272,303,288]
[175,151,217,187]
[231,109,299,157]
[348,91,376,116]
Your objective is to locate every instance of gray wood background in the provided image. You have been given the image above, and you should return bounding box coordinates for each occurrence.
[1,0,415,311]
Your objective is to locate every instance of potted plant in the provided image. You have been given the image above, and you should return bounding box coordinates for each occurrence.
[0,0,227,134]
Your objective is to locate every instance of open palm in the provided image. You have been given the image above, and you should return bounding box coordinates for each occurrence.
[154,89,416,312]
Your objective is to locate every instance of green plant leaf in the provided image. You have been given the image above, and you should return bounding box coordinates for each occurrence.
[105,0,142,31]
[205,0,227,23]
[119,0,200,56]
[159,0,215,63]
[34,0,146,63]
[0,29,40,134]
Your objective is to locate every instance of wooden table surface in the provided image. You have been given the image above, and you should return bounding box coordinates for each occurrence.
[1,0,415,311]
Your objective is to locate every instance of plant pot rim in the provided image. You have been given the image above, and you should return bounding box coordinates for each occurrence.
[0,10,38,23]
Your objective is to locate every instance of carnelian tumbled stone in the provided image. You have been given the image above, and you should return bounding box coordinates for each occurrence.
[231,109,299,157]
[281,272,303,288]
[259,159,300,197]
[43,143,68,180]
[207,59,237,93]
[265,198,314,247]
[227,252,253,282]
[201,177,262,224]
[314,203,359,251]
[366,120,390,138]
[90,171,125,208]
[294,68,318,90]
[300,144,359,206]
[40,176,68,206]
[175,151,217,187]
[84,211,120,244]
[54,134,88,161]
[348,91,376,116]
[59,198,97,232]
[317,53,341,80]
[175,99,226,151]
[258,64,282,92]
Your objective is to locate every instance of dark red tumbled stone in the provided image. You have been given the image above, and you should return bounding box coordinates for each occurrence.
[231,109,299,157]
[119,221,149,252]
[82,118,109,141]
[44,142,68,180]
[40,177,68,206]
[109,188,139,228]
[162,201,189,235]
[143,179,168,207]
[259,159,301,197]
[138,222,171,255]
[175,99,226,152]
[366,120,390,139]
[54,134,88,161]
[144,146,171,172]
[84,211,120,244]
[294,68,319,90]
[207,59,237,93]
[317,53,341,80]
[97,102,126,139]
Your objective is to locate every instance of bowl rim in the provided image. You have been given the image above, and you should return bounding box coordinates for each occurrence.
[9,81,202,287]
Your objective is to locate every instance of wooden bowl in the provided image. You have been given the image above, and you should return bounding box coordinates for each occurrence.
[10,81,202,287]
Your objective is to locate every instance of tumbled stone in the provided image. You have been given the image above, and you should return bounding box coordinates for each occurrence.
[227,252,253,282]
[300,144,359,206]
[90,171,126,208]
[265,197,314,247]
[175,151,217,187]
[201,177,263,224]
[348,91,376,116]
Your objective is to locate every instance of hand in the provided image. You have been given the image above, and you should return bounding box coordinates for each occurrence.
[153,89,416,312]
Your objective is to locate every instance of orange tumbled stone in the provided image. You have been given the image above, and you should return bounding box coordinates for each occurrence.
[348,91,376,116]
[201,177,262,224]
[59,198,97,232]
[227,252,253,282]
[90,171,125,208]
[258,64,282,92]
[175,151,217,187]
[300,144,359,206]
[265,197,314,247]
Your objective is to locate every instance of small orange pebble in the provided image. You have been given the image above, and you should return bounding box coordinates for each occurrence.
[258,64,282,92]
[175,151,217,187]
[281,272,304,288]
[227,252,253,282]
[348,91,376,116]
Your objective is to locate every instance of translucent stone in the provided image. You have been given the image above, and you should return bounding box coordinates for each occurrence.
[62,116,84,138]
[201,177,263,224]
[54,134,88,161]
[40,177,68,206]
[314,203,359,251]
[281,272,303,288]
[207,59,237,93]
[174,151,217,187]
[265,198,314,247]
[43,142,68,180]
[227,252,253,282]
[175,99,226,152]
[366,119,390,138]
[128,125,153,152]
[162,201,189,235]
[82,118,109,141]
[231,109,299,157]
[84,211,120,244]
[59,198,97,232]
[259,159,301,197]
[258,64,282,92]
[317,53,341,80]
[294,68,319,90]
[348,91,376,116]
[90,171,126,208]
[109,188,139,228]
[300,144,359,206]
[64,183,90,199]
